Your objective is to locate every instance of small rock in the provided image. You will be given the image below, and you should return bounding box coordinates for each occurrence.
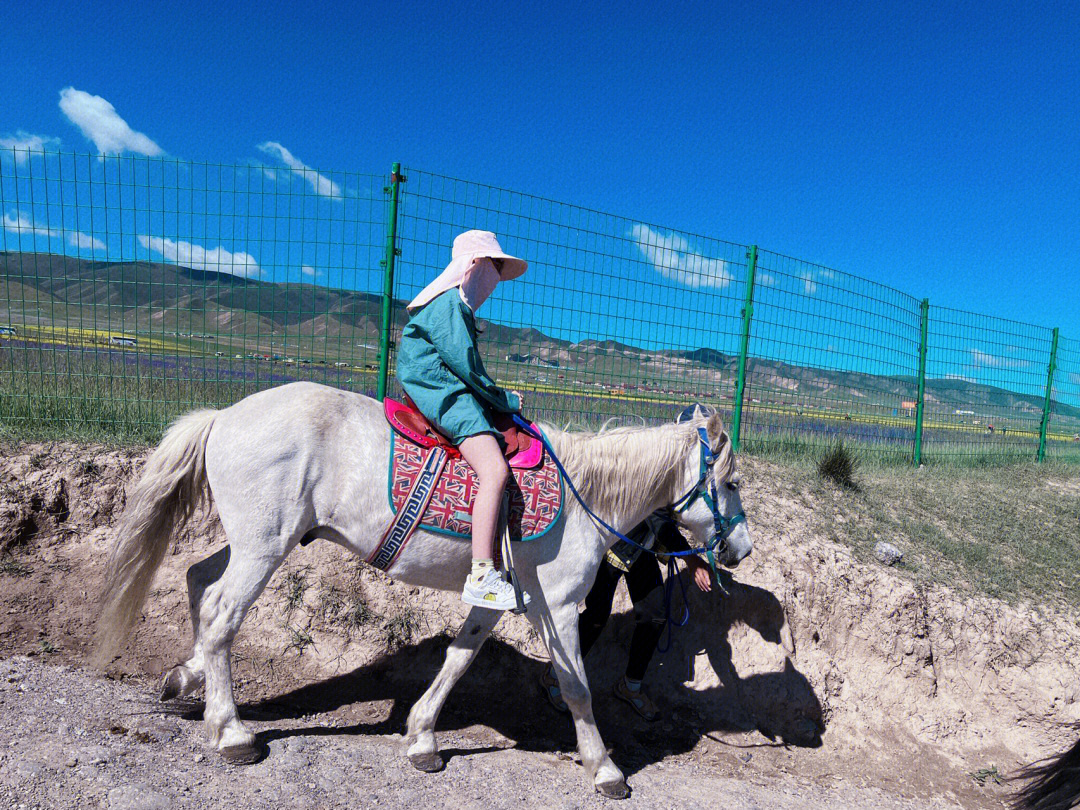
[14,759,46,779]
[873,541,903,566]
[133,718,179,743]
[108,783,171,810]
[78,745,112,765]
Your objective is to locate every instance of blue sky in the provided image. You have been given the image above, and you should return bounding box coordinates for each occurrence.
[2,0,1079,400]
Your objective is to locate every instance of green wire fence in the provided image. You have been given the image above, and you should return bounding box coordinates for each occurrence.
[2,151,1078,465]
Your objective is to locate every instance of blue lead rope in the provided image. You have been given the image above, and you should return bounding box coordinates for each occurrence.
[656,557,691,653]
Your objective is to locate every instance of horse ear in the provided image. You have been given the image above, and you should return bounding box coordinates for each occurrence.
[706,413,725,445]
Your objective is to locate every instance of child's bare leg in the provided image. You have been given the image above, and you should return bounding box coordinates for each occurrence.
[458,433,510,560]
[458,433,527,610]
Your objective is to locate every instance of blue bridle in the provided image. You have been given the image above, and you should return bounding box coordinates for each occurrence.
[669,427,747,562]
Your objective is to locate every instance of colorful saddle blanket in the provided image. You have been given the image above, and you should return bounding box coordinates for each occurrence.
[387,430,563,540]
[377,399,562,564]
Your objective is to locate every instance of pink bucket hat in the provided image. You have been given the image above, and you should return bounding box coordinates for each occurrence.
[407,230,527,310]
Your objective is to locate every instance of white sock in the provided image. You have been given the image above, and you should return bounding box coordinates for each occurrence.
[471,559,494,582]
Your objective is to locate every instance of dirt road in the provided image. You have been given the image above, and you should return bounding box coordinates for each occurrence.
[1,656,981,810]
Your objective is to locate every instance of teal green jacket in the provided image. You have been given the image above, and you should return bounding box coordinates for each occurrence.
[396,289,520,443]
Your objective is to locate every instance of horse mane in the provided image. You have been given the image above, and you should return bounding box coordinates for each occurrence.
[541,415,734,520]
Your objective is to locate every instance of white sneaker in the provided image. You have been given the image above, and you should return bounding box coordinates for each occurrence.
[462,568,531,611]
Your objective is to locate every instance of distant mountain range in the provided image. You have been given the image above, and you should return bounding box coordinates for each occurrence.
[3,252,1077,423]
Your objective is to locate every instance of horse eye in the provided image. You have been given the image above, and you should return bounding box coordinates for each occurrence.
[725,482,739,492]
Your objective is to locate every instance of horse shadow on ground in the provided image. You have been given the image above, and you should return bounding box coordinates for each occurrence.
[235,571,823,778]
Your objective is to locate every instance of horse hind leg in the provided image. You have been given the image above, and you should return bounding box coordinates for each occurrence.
[193,539,290,763]
[405,606,501,772]
[161,546,231,701]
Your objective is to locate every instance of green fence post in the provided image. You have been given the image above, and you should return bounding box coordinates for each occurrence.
[1037,327,1060,463]
[730,245,758,453]
[376,162,404,401]
[913,298,929,466]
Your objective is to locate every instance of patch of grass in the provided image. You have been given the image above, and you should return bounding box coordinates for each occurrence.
[970,765,1002,786]
[39,639,57,654]
[79,459,100,478]
[0,558,33,577]
[318,577,373,631]
[383,604,421,649]
[284,625,316,656]
[281,566,312,617]
[28,453,46,470]
[818,442,860,490]
[808,461,1080,606]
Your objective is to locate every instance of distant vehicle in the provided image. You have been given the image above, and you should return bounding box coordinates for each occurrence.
[109,336,137,347]
[0,326,16,336]
[335,362,349,368]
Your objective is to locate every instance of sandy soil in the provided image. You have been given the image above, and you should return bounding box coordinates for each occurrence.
[2,441,1076,808]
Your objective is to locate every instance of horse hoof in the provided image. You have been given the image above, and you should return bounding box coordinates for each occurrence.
[408,750,444,773]
[595,779,630,799]
[160,665,202,701]
[160,668,184,701]
[221,743,262,765]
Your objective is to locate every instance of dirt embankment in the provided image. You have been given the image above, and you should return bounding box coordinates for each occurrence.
[1,442,1078,808]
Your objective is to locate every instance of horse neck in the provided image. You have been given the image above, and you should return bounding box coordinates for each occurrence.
[548,423,689,531]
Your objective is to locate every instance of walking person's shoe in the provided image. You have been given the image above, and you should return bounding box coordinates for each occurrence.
[539,665,570,714]
[613,676,659,721]
[462,568,531,611]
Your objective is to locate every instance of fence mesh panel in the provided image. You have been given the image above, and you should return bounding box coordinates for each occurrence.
[1,150,386,440]
[1,152,1076,464]
[924,306,1054,462]
[741,249,922,459]
[1048,334,1080,462]
[392,169,751,429]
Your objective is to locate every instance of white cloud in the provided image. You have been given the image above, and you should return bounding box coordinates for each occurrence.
[138,235,260,278]
[757,272,776,287]
[69,231,106,251]
[59,87,163,156]
[630,224,732,289]
[799,272,818,296]
[301,265,317,277]
[0,131,61,162]
[3,209,105,252]
[969,348,1030,369]
[944,373,978,384]
[257,142,341,199]
[3,210,59,238]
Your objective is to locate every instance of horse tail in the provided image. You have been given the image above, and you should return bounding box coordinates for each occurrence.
[1012,733,1080,810]
[93,408,218,668]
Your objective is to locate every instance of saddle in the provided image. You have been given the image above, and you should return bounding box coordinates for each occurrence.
[384,396,543,469]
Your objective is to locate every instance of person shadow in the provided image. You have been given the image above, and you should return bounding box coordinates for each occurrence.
[578,566,823,775]
[228,568,823,778]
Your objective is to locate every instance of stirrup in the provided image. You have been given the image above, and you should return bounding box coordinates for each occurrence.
[498,491,527,614]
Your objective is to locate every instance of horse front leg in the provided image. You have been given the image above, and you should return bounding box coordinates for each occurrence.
[405,606,501,772]
[532,600,628,799]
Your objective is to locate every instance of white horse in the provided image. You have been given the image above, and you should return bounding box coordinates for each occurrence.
[95,381,752,798]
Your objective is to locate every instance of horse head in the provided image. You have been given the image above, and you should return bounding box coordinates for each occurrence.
[672,411,753,568]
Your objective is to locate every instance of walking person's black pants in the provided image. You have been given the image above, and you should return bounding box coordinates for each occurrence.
[578,554,665,682]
